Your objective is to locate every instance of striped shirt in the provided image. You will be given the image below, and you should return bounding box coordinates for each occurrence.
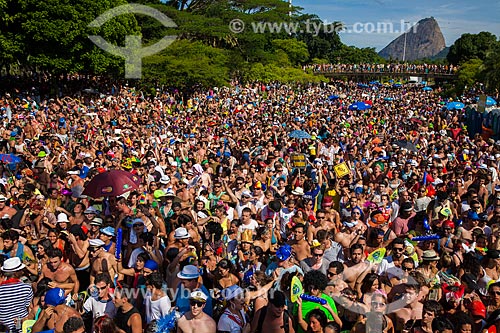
[0,280,33,330]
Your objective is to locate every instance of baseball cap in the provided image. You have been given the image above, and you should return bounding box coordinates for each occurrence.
[469,300,486,318]
[276,244,292,261]
[45,288,66,306]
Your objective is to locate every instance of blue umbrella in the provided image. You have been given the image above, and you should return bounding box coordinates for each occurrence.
[475,96,497,106]
[487,96,497,106]
[422,87,433,91]
[0,154,22,164]
[349,102,370,111]
[328,95,339,100]
[288,130,311,139]
[384,97,394,101]
[446,102,465,110]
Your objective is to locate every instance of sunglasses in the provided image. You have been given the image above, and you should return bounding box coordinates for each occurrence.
[189,300,205,307]
[313,253,324,257]
[393,248,404,252]
[97,286,107,291]
[402,266,413,271]
[327,271,337,277]
[490,291,500,296]
[133,224,143,228]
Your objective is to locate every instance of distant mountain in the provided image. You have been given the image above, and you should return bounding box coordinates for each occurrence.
[430,47,449,60]
[378,17,446,61]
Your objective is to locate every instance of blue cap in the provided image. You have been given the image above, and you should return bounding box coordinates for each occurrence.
[144,259,158,271]
[276,244,292,261]
[468,210,480,220]
[45,288,66,306]
[100,226,115,237]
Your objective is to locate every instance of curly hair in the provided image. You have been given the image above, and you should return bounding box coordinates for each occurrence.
[303,270,328,292]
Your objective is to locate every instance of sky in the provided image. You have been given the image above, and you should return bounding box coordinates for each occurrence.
[293,0,500,51]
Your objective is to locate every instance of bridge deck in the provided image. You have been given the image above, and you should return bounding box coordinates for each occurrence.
[314,71,457,80]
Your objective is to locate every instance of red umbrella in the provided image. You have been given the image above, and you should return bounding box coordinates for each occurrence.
[83,170,139,198]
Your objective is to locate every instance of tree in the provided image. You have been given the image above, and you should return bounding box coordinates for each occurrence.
[271,39,309,65]
[447,32,498,65]
[332,45,384,64]
[143,39,230,89]
[455,59,484,93]
[5,0,141,74]
[483,41,500,92]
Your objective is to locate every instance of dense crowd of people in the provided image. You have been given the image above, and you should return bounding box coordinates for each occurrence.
[305,63,458,74]
[0,78,498,333]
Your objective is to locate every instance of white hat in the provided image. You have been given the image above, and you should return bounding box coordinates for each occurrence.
[0,194,7,202]
[479,164,488,169]
[241,190,252,198]
[410,160,419,167]
[174,227,190,240]
[89,239,105,247]
[160,175,171,184]
[35,194,45,200]
[389,161,397,168]
[67,170,79,175]
[197,211,208,219]
[1,257,26,272]
[57,213,70,223]
[170,161,178,167]
[432,179,444,186]
[292,187,304,196]
[177,265,200,279]
[190,290,208,302]
[84,206,99,215]
[221,285,245,301]
[90,217,103,226]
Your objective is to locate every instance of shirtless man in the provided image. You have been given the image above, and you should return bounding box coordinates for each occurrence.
[388,284,423,332]
[289,224,310,262]
[251,290,295,333]
[66,225,89,292]
[307,209,337,241]
[0,194,16,218]
[177,291,216,333]
[39,248,79,296]
[334,220,365,259]
[31,288,81,333]
[342,244,374,290]
[89,239,117,285]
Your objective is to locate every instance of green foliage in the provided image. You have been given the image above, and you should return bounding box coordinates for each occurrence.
[447,32,498,65]
[143,39,230,89]
[332,45,385,63]
[454,59,484,94]
[0,0,141,74]
[243,62,325,83]
[271,39,309,65]
[483,42,500,92]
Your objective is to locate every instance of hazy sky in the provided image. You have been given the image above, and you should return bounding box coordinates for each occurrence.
[293,0,500,50]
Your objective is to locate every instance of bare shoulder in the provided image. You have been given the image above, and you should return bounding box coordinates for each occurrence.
[177,315,187,325]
